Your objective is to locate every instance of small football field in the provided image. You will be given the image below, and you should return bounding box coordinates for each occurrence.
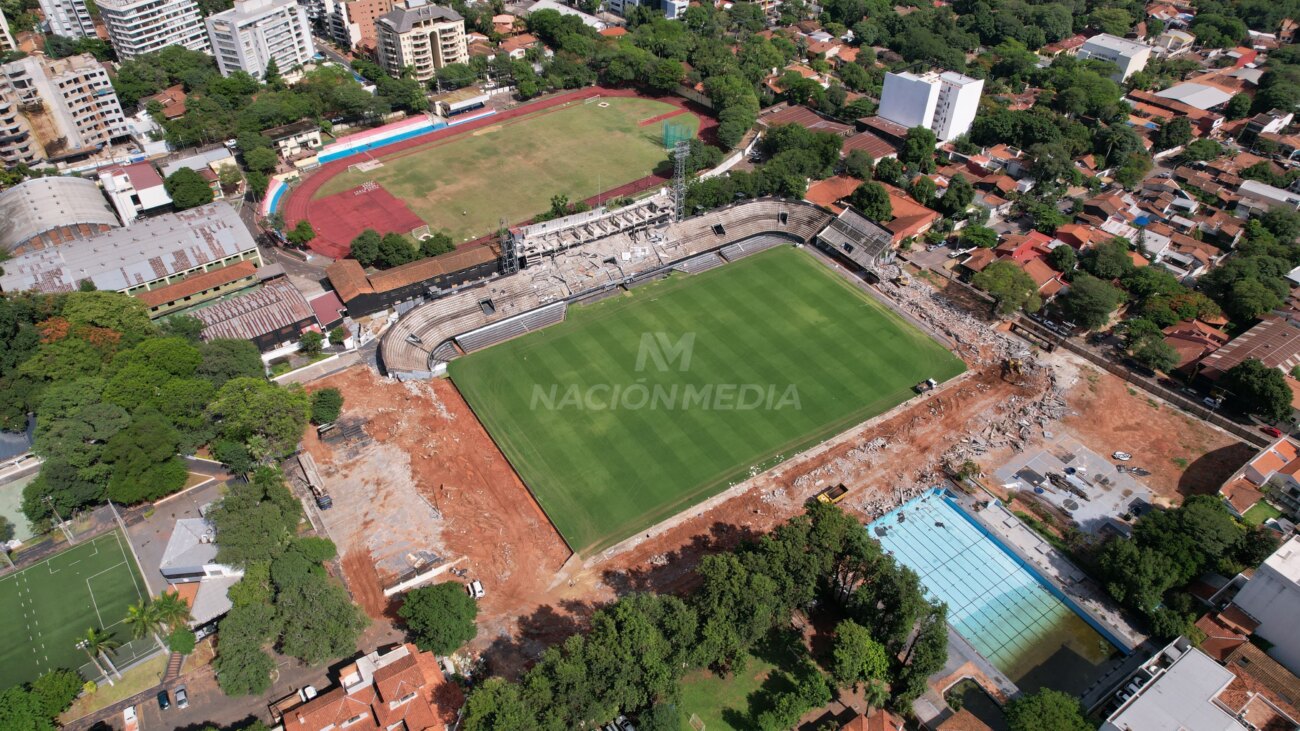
[0,530,148,689]
[449,247,966,555]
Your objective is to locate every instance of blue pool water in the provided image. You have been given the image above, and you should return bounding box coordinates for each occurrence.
[869,490,1118,681]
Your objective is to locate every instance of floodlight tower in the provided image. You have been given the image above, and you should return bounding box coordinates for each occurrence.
[499,216,519,275]
[673,139,690,223]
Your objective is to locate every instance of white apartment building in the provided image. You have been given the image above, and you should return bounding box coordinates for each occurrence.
[878,70,984,142]
[375,0,466,82]
[0,8,15,52]
[98,0,211,61]
[1232,536,1300,676]
[38,0,96,38]
[0,54,128,165]
[1077,33,1153,81]
[206,0,315,80]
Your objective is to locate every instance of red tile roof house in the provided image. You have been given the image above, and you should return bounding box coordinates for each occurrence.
[275,643,457,731]
[1163,319,1230,371]
[1218,436,1300,519]
[880,184,940,245]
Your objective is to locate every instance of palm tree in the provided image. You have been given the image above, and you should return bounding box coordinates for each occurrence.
[152,591,192,633]
[81,627,122,680]
[124,601,167,652]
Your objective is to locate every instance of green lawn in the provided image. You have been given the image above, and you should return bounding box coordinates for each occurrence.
[676,631,807,731]
[314,96,698,243]
[0,530,148,689]
[1243,500,1283,526]
[450,247,965,554]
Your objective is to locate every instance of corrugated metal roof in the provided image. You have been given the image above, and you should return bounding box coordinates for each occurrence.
[195,277,315,342]
[0,202,256,293]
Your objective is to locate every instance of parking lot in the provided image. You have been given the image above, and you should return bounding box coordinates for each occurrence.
[994,434,1155,535]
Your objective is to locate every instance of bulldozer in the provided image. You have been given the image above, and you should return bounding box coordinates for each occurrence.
[1002,358,1024,382]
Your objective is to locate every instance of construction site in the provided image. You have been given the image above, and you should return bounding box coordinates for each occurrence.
[300,272,1252,677]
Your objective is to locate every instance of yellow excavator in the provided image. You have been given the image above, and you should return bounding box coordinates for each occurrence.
[1002,358,1024,382]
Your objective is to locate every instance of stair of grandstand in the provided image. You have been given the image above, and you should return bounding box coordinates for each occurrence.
[720,235,789,261]
[431,342,461,363]
[454,302,567,353]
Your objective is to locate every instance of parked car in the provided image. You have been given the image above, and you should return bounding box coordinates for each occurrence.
[466,579,485,599]
[122,706,139,731]
[175,686,189,709]
[156,690,171,711]
[1263,426,1284,438]
[1112,452,1132,461]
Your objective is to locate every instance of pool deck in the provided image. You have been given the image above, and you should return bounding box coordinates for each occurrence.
[949,490,1147,652]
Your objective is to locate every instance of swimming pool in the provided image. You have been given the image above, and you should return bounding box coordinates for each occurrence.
[869,490,1119,684]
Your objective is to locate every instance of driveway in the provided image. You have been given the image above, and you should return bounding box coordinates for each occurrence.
[124,481,227,596]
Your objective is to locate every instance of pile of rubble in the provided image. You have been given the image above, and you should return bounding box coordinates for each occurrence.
[880,280,1030,367]
[942,382,1070,463]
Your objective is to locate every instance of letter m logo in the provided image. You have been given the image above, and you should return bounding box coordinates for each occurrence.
[635,332,695,372]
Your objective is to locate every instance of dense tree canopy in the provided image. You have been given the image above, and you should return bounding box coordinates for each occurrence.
[399,583,479,655]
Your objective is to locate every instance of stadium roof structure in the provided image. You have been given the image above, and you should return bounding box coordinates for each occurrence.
[816,206,894,270]
[0,177,120,254]
[193,277,314,342]
[1156,82,1235,111]
[0,202,257,294]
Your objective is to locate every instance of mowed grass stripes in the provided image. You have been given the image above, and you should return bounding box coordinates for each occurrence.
[449,247,965,554]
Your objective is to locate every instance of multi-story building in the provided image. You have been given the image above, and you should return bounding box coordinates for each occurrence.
[327,0,392,50]
[0,54,128,165]
[98,161,172,225]
[38,0,96,38]
[605,0,686,19]
[1077,33,1153,81]
[98,0,210,61]
[0,8,15,52]
[205,0,315,80]
[877,70,983,142]
[1229,536,1300,677]
[375,0,466,82]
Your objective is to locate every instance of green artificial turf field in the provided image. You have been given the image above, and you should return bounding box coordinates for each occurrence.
[450,247,966,555]
[0,530,147,689]
[314,96,699,243]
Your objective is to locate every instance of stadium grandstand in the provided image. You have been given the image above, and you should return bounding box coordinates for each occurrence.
[380,198,844,378]
[510,194,673,262]
[814,206,900,279]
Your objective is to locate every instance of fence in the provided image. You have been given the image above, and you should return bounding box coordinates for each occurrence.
[1,504,119,578]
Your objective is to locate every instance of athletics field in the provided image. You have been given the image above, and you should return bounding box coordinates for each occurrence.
[449,247,966,555]
[312,95,700,244]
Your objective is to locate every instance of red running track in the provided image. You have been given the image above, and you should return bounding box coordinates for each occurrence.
[281,87,717,260]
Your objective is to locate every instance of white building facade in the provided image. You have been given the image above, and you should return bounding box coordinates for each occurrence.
[38,0,96,38]
[0,8,15,52]
[1232,536,1300,676]
[98,0,211,60]
[375,0,466,83]
[878,70,983,142]
[1077,33,1153,81]
[205,0,315,80]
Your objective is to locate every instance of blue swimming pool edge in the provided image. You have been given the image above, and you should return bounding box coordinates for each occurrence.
[871,488,1133,656]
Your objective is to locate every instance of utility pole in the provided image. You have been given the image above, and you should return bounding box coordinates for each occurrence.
[44,496,75,544]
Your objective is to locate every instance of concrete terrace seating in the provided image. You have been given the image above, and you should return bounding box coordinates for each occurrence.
[381,199,834,376]
[455,302,566,353]
[720,235,790,261]
[674,252,725,274]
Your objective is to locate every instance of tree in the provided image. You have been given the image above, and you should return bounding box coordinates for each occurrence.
[830,620,889,690]
[376,233,416,268]
[153,590,193,631]
[169,627,196,654]
[164,168,215,210]
[909,176,936,206]
[873,157,905,186]
[286,220,315,247]
[1226,93,1252,120]
[843,149,874,180]
[962,225,997,249]
[1048,245,1077,273]
[124,600,168,651]
[350,229,382,267]
[972,261,1042,315]
[1154,117,1192,152]
[217,165,243,192]
[461,678,535,731]
[419,232,456,258]
[160,315,205,342]
[299,330,324,356]
[209,377,310,458]
[1006,689,1091,731]
[1059,273,1123,330]
[848,181,892,222]
[80,627,122,681]
[29,670,81,719]
[210,467,302,566]
[900,126,937,172]
[1221,358,1293,421]
[243,147,278,174]
[1130,336,1180,374]
[0,515,13,543]
[1083,238,1135,280]
[399,582,479,655]
[310,388,343,425]
[936,174,974,217]
[198,339,264,385]
[276,576,368,665]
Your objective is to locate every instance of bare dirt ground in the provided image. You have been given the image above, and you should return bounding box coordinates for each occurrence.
[312,277,1253,678]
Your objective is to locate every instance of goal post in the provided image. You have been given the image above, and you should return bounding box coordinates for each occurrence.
[689,714,705,731]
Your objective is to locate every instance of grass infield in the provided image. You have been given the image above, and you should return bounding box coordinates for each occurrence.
[450,247,966,555]
[0,530,147,689]
[313,96,699,243]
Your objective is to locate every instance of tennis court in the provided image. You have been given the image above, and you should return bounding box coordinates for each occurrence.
[869,491,1116,682]
[0,530,148,688]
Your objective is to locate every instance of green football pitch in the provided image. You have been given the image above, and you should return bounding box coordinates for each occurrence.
[450,247,966,555]
[314,96,700,244]
[0,531,148,689]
